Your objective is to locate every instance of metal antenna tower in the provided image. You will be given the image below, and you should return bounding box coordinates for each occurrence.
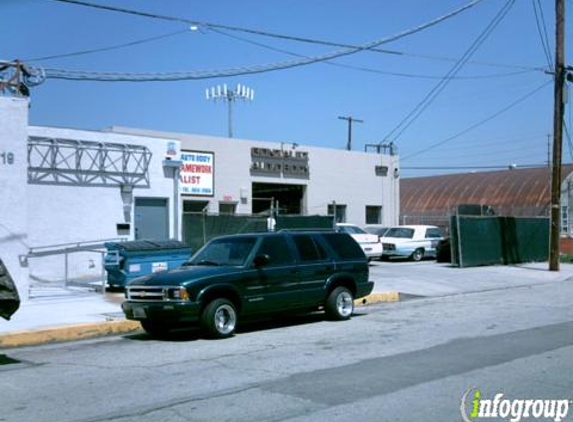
[206,83,254,138]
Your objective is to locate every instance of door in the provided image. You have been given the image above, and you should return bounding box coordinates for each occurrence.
[134,198,169,240]
[291,234,334,306]
[246,235,299,313]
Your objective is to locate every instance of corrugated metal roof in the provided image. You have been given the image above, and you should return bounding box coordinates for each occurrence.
[400,165,573,217]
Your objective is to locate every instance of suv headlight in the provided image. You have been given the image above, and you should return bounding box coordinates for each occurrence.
[170,287,190,301]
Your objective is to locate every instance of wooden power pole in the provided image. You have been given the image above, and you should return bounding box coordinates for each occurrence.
[549,0,565,271]
[338,116,363,151]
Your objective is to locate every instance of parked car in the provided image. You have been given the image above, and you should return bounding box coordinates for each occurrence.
[365,225,390,239]
[336,223,383,260]
[380,225,444,261]
[122,231,374,338]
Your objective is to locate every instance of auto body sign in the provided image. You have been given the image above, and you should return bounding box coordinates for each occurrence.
[180,151,214,196]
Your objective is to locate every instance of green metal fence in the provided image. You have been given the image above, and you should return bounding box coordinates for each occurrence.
[182,213,335,253]
[450,216,549,268]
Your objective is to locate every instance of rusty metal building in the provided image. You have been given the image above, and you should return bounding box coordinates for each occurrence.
[400,165,573,235]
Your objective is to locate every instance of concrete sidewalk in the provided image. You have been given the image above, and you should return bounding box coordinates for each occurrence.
[1,262,572,348]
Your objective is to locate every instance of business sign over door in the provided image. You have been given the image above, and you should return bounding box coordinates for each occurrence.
[180,150,214,196]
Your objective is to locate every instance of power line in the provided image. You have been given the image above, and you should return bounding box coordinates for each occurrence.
[401,80,552,161]
[45,0,482,51]
[35,0,487,82]
[383,0,517,143]
[531,0,553,69]
[402,164,547,170]
[44,0,544,73]
[24,29,191,62]
[211,27,538,81]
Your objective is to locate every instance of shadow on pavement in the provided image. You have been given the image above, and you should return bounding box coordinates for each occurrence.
[124,311,367,342]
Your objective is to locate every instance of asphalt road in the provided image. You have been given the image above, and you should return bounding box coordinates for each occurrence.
[1,280,572,422]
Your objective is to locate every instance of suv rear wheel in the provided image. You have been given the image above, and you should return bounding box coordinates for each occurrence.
[325,287,354,320]
[201,298,237,339]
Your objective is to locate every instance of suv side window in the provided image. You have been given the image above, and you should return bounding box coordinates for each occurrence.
[293,234,328,262]
[320,233,365,260]
[255,235,295,267]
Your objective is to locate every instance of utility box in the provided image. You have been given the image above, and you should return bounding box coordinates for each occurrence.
[104,240,192,288]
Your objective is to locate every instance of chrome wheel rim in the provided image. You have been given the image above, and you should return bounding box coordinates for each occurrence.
[336,291,353,317]
[214,304,236,335]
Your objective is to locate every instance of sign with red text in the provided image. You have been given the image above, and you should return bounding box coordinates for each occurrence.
[180,150,214,196]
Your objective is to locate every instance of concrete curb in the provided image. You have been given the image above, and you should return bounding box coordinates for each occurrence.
[0,292,401,349]
[356,291,401,305]
[0,320,142,349]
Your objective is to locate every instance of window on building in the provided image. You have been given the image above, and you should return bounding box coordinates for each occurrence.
[561,205,569,234]
[219,202,237,215]
[327,204,347,223]
[365,206,382,224]
[183,200,209,213]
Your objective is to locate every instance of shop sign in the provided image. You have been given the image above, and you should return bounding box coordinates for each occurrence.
[250,147,309,177]
[180,150,214,196]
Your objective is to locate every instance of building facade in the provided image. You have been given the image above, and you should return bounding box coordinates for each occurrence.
[0,97,399,300]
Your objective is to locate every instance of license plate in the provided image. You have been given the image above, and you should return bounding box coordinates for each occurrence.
[365,248,372,252]
[133,307,147,319]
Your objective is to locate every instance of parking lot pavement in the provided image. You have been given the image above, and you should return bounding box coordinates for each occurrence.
[368,260,573,298]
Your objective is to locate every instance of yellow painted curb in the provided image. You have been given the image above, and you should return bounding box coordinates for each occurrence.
[0,320,142,349]
[355,291,400,306]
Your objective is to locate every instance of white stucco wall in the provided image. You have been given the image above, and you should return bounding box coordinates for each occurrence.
[26,126,180,284]
[109,127,400,226]
[0,97,30,299]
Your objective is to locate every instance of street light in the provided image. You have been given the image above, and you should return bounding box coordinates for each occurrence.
[206,83,254,138]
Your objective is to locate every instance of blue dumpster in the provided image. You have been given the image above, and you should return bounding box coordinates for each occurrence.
[104,240,192,288]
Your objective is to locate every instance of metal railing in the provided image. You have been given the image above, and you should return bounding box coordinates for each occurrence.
[25,237,127,295]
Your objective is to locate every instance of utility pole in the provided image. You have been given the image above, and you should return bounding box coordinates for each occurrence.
[547,134,552,168]
[549,0,565,271]
[338,116,363,151]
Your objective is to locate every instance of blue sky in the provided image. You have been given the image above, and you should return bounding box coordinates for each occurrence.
[3,0,572,177]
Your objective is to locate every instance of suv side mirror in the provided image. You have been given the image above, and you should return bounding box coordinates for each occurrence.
[253,254,271,268]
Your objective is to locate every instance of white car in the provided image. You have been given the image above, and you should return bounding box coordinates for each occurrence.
[336,223,383,260]
[380,225,444,261]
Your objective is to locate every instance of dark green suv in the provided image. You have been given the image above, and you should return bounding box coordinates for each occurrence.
[122,231,374,338]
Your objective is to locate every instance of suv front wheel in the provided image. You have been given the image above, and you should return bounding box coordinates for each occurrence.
[325,287,354,320]
[201,298,238,339]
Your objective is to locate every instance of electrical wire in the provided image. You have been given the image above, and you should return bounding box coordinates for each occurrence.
[420,133,548,152]
[532,0,554,69]
[24,29,191,62]
[401,80,552,161]
[383,0,517,143]
[37,0,488,82]
[211,27,537,81]
[402,164,547,170]
[44,0,545,73]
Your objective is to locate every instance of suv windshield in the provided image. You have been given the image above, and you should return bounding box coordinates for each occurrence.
[187,237,257,267]
[385,227,415,239]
